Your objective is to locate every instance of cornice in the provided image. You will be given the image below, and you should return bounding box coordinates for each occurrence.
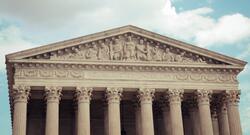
[10,59,242,74]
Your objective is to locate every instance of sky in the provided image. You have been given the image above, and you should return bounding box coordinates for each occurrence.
[0,0,250,134]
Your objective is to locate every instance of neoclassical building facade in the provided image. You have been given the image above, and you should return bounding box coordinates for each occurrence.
[6,25,246,135]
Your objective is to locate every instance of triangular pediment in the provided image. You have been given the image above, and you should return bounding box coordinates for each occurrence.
[6,25,247,66]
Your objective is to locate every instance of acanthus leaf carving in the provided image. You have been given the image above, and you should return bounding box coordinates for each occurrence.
[44,86,62,103]
[105,87,123,103]
[75,87,93,103]
[224,90,240,106]
[165,88,184,104]
[137,88,155,104]
[195,89,212,105]
[12,84,31,103]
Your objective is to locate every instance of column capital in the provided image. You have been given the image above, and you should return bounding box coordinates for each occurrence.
[217,94,228,114]
[75,87,93,103]
[165,88,184,104]
[138,88,155,104]
[224,90,240,106]
[210,101,218,120]
[106,87,123,103]
[195,89,212,105]
[44,86,62,103]
[12,84,31,103]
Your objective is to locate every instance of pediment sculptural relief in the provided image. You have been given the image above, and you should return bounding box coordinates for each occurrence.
[48,35,210,64]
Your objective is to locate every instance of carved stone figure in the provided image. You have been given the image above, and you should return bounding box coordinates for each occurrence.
[195,55,205,63]
[162,48,174,62]
[86,44,98,60]
[124,36,136,61]
[175,52,194,63]
[136,39,148,61]
[73,48,86,59]
[175,52,185,62]
[98,42,110,60]
[151,46,162,61]
[111,39,123,60]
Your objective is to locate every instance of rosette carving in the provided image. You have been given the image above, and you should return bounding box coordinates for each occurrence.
[12,85,31,103]
[165,88,184,104]
[44,86,62,103]
[224,90,240,106]
[105,87,123,103]
[195,89,212,105]
[75,87,93,103]
[137,88,155,104]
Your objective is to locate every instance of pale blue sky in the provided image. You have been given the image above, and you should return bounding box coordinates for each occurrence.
[0,0,250,134]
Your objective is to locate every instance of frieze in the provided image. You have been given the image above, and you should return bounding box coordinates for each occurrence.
[14,66,238,84]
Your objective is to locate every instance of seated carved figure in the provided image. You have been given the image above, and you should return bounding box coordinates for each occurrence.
[151,46,162,61]
[174,52,185,62]
[162,48,174,62]
[73,48,86,59]
[86,44,98,60]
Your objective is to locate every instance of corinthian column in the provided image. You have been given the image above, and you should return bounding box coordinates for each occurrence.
[225,90,242,135]
[195,89,213,135]
[161,104,171,135]
[134,102,142,135]
[106,87,123,135]
[189,102,201,135]
[12,85,30,135]
[44,86,62,135]
[138,88,155,135]
[166,88,184,135]
[218,96,230,135]
[75,87,92,135]
[211,107,219,135]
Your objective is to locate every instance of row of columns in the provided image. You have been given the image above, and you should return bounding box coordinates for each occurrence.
[11,85,242,135]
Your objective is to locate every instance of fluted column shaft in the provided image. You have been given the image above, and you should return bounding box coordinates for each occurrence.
[74,105,78,135]
[45,86,62,135]
[166,89,184,135]
[134,103,142,135]
[218,101,230,135]
[225,90,242,135]
[162,106,171,135]
[189,107,201,135]
[211,111,220,135]
[138,88,155,135]
[12,85,30,135]
[75,87,92,135]
[195,90,213,135]
[106,87,123,135]
[104,102,109,135]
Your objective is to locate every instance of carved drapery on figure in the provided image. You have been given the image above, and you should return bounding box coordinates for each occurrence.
[42,34,213,64]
